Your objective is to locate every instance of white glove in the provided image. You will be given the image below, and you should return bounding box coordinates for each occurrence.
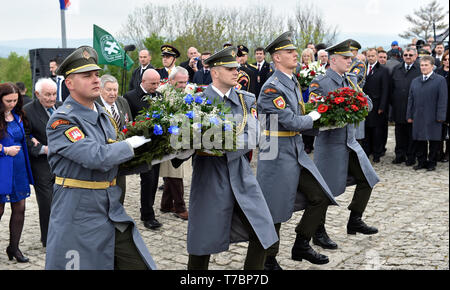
[307,110,321,121]
[125,136,151,149]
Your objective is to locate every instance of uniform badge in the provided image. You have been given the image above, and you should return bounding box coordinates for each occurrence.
[82,49,90,59]
[264,88,278,94]
[353,68,360,74]
[251,108,257,119]
[357,63,365,68]
[310,83,319,88]
[51,119,70,129]
[273,96,286,109]
[309,92,320,102]
[64,127,85,143]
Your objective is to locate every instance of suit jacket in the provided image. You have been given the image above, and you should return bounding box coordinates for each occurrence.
[192,68,212,85]
[123,86,160,119]
[128,65,154,92]
[156,67,169,81]
[363,61,390,127]
[251,60,271,98]
[180,59,203,83]
[96,96,133,129]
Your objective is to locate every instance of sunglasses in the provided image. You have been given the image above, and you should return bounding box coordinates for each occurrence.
[403,54,414,57]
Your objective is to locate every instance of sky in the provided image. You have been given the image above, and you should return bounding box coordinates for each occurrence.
[0,0,448,52]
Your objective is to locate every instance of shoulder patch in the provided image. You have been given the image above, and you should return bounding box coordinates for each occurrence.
[357,63,365,68]
[264,88,278,94]
[273,96,286,109]
[353,68,360,75]
[310,82,320,88]
[51,119,70,129]
[64,127,85,143]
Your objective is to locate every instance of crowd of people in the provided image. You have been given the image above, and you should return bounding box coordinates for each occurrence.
[0,31,448,270]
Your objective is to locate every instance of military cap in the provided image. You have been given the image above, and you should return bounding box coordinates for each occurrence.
[160,44,180,58]
[325,40,354,57]
[56,46,102,77]
[265,31,297,55]
[418,48,431,57]
[348,39,362,50]
[223,43,233,48]
[237,45,249,57]
[204,46,239,68]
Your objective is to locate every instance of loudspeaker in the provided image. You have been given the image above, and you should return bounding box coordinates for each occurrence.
[29,48,75,95]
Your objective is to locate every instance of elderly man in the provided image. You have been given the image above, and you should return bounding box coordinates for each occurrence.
[96,74,133,204]
[45,46,155,269]
[124,69,164,230]
[129,49,153,92]
[23,78,62,248]
[317,49,329,68]
[407,55,448,171]
[180,46,202,82]
[309,40,379,252]
[159,67,190,220]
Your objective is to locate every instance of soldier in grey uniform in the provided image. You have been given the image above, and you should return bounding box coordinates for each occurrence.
[309,40,379,251]
[348,39,367,140]
[186,47,278,270]
[257,32,338,269]
[45,46,156,270]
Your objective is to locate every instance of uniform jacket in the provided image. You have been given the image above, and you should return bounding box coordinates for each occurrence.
[0,112,34,194]
[187,85,278,255]
[389,61,422,124]
[363,61,390,127]
[350,58,367,139]
[256,69,337,224]
[44,96,156,270]
[309,69,379,196]
[406,73,448,141]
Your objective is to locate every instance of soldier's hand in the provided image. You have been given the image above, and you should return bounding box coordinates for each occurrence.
[307,110,321,121]
[125,136,151,149]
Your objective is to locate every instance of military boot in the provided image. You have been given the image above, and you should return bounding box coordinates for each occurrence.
[347,211,378,235]
[291,235,329,264]
[264,256,283,270]
[313,224,338,249]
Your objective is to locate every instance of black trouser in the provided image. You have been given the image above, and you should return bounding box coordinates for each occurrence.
[114,226,149,270]
[188,202,267,270]
[266,169,329,257]
[394,123,416,162]
[415,140,441,168]
[363,125,385,158]
[140,163,160,221]
[303,135,315,152]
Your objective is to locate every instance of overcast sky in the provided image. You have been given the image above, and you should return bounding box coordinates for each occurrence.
[1,0,448,41]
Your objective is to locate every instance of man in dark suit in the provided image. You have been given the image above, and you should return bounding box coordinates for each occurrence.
[124,69,163,230]
[236,45,257,94]
[362,48,390,162]
[128,49,153,92]
[96,74,133,204]
[389,47,422,165]
[251,47,271,98]
[23,78,62,247]
[180,47,202,82]
[156,45,180,82]
[192,52,212,85]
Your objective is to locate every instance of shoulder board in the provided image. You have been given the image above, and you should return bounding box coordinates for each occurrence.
[248,63,258,69]
[235,89,255,99]
[55,103,74,115]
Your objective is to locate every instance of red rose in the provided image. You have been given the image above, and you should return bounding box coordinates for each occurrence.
[344,107,350,111]
[334,97,345,104]
[351,104,359,111]
[132,121,136,126]
[310,70,316,76]
[317,104,329,113]
[122,128,128,134]
[146,117,151,120]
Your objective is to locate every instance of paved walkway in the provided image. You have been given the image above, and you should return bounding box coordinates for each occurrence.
[1,127,448,270]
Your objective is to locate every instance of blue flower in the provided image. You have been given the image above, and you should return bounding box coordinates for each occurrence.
[186,111,195,119]
[184,94,194,105]
[152,111,160,119]
[168,126,179,135]
[209,116,220,126]
[206,99,212,105]
[153,124,163,135]
[195,96,203,104]
[224,123,232,131]
[145,113,150,118]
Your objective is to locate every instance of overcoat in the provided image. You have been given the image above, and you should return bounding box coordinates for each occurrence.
[44,96,156,270]
[309,69,379,196]
[187,85,278,255]
[256,69,337,224]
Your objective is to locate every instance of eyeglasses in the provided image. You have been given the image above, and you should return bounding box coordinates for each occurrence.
[403,54,414,57]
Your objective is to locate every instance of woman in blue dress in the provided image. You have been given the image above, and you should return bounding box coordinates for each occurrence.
[0,83,34,263]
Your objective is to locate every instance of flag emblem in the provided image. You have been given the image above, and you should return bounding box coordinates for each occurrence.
[273,96,286,109]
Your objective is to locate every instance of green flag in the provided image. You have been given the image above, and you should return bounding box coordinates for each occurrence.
[93,24,134,70]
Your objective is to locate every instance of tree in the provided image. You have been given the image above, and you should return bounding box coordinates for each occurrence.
[0,52,32,94]
[399,0,449,41]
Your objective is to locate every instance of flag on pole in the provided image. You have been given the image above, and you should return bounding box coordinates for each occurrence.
[93,24,134,70]
[59,0,71,10]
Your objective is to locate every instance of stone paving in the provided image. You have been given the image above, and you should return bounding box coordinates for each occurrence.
[1,127,448,270]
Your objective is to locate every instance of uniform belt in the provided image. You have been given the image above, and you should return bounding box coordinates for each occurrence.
[55,176,117,189]
[263,130,300,137]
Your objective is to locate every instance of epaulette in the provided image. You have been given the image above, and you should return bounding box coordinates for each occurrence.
[55,103,74,115]
[235,89,255,99]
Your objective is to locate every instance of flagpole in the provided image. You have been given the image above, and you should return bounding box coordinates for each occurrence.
[60,9,67,48]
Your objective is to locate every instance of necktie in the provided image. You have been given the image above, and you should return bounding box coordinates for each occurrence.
[257,63,261,71]
[423,76,428,81]
[406,64,411,71]
[110,104,121,125]
[368,65,373,75]
[47,107,54,115]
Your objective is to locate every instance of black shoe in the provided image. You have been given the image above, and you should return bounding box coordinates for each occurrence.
[291,235,329,264]
[6,246,29,263]
[413,164,427,170]
[405,159,416,166]
[347,212,378,235]
[143,218,162,230]
[264,256,283,270]
[427,166,436,171]
[313,224,338,250]
[392,156,406,164]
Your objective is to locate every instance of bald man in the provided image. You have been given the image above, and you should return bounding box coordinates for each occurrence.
[180,46,203,82]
